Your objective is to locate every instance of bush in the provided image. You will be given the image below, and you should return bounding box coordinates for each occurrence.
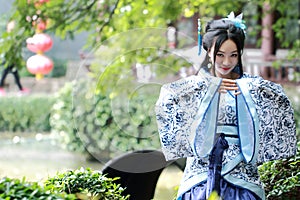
[0,168,128,200]
[258,141,300,200]
[0,177,74,199]
[44,168,129,200]
[0,95,55,132]
[50,79,161,160]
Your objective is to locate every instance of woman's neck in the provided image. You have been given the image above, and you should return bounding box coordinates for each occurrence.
[214,70,240,79]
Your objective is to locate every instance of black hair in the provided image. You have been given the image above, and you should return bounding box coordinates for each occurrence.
[201,19,245,76]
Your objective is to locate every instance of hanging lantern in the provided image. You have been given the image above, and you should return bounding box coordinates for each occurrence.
[39,0,50,3]
[36,20,47,31]
[32,19,48,32]
[26,54,54,80]
[26,0,53,80]
[28,0,50,7]
[26,33,53,53]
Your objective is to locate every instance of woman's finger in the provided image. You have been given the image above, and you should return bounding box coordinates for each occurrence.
[223,86,239,91]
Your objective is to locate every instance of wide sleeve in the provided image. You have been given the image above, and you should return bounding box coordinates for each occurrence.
[247,77,297,163]
[155,74,220,161]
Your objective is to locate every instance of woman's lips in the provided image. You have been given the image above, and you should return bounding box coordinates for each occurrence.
[222,67,231,70]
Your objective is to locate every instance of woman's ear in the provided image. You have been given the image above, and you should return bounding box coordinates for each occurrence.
[207,48,214,63]
[207,48,211,58]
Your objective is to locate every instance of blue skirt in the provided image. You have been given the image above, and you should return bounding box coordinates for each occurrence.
[182,133,261,200]
[181,179,261,200]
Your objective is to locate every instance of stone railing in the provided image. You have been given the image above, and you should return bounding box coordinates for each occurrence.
[243,49,300,84]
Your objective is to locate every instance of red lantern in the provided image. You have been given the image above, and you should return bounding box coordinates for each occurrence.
[26,54,54,80]
[26,33,53,53]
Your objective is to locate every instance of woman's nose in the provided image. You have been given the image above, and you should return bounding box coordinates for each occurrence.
[223,56,231,65]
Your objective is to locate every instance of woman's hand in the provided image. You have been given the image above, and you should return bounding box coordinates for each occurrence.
[219,78,241,95]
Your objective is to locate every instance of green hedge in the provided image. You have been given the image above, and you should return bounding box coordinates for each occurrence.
[258,142,300,200]
[0,168,128,199]
[0,177,73,199]
[0,95,55,133]
[45,168,129,200]
[50,79,161,160]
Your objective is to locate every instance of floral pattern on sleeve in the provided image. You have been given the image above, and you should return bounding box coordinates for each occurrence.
[155,75,212,160]
[244,74,297,163]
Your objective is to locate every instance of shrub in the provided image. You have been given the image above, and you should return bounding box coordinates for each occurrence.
[50,79,161,160]
[258,141,300,200]
[0,168,129,200]
[0,177,74,199]
[0,95,55,132]
[44,168,129,200]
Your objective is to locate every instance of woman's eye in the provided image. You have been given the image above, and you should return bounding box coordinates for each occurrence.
[231,54,238,57]
[216,53,224,57]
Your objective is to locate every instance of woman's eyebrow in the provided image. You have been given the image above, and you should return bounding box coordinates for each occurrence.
[218,50,238,53]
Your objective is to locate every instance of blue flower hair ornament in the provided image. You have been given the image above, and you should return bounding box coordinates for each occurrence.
[224,11,247,33]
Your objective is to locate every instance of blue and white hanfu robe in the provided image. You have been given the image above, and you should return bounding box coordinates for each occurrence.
[155,69,297,200]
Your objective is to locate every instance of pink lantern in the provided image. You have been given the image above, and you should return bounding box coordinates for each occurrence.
[28,0,50,3]
[37,20,47,31]
[26,54,54,80]
[26,33,53,53]
[32,19,48,32]
[28,0,50,6]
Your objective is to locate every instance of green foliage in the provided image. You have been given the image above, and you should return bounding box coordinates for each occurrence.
[0,95,55,132]
[268,0,299,48]
[0,0,298,101]
[0,177,74,199]
[2,0,298,75]
[50,78,161,160]
[0,168,129,199]
[0,0,35,69]
[267,0,300,70]
[50,81,81,151]
[91,39,192,94]
[44,168,129,200]
[258,142,300,200]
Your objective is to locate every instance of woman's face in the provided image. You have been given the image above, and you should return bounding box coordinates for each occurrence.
[208,39,239,78]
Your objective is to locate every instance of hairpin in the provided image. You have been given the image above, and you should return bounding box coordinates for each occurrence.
[198,18,202,56]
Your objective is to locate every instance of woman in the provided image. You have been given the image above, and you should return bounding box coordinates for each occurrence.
[155,12,297,200]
